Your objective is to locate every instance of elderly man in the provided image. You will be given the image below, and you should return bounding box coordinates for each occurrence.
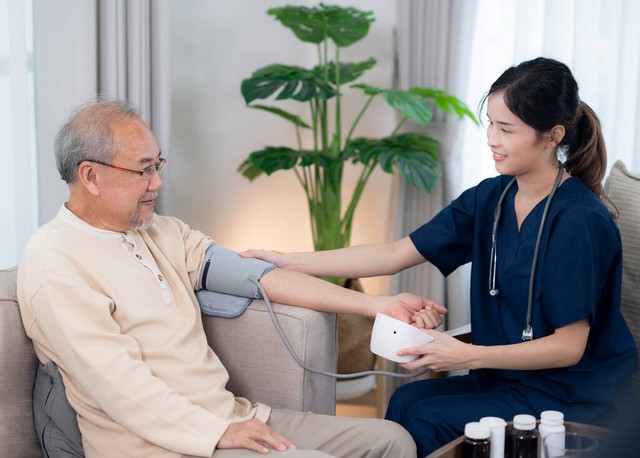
[17,100,443,458]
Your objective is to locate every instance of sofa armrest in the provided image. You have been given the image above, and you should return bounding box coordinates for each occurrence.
[201,299,338,416]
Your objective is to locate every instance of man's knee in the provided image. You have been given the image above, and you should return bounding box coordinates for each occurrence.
[360,419,416,458]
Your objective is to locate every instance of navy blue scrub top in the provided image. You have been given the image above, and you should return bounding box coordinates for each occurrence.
[410,175,636,415]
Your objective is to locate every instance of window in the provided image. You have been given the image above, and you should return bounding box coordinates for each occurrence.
[0,0,36,268]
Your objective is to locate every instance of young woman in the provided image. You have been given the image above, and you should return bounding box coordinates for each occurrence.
[242,57,637,456]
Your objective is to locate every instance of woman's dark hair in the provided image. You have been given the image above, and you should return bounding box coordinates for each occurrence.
[480,57,607,199]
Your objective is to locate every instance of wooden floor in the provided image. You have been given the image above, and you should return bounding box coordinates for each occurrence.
[335,387,378,418]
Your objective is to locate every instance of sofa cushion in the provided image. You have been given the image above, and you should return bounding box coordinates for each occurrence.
[0,267,42,457]
[607,160,640,394]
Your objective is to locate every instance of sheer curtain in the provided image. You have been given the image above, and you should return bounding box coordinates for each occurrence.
[0,0,36,269]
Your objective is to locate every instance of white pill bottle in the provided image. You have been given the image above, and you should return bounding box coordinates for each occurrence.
[538,410,565,458]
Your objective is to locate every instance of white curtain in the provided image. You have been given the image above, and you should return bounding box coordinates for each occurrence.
[379,0,478,411]
[0,0,36,269]
[392,0,477,330]
[32,0,172,228]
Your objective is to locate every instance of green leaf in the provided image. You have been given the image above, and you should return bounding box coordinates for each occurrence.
[238,147,340,179]
[239,147,301,177]
[321,4,375,47]
[237,160,265,181]
[348,133,442,193]
[352,83,382,96]
[268,4,374,47]
[380,89,433,125]
[408,87,479,125]
[323,58,376,85]
[249,104,310,128]
[267,6,326,44]
[241,64,337,104]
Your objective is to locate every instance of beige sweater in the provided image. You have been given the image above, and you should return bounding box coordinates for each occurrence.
[17,206,270,458]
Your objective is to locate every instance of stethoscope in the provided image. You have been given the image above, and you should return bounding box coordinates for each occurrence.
[488,163,564,341]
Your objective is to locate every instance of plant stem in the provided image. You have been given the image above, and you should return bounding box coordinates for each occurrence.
[342,163,376,241]
[391,116,408,137]
[346,94,375,144]
[335,46,342,149]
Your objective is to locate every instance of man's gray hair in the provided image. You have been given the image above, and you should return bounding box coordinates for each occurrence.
[55,99,140,183]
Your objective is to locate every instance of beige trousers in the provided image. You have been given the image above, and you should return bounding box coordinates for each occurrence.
[186,409,417,458]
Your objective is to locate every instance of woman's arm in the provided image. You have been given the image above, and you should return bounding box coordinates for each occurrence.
[398,319,590,372]
[241,236,425,279]
[259,266,447,324]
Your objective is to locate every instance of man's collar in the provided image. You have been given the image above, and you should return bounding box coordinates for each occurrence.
[57,204,123,239]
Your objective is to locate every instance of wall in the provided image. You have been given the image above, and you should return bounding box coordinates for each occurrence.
[169,0,398,294]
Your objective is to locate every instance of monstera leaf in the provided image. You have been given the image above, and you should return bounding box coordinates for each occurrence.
[241,64,337,104]
[348,134,441,193]
[268,4,374,47]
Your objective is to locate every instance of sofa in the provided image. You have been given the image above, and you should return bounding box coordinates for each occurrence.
[0,266,338,457]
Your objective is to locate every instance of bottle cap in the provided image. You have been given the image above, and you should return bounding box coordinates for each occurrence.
[540,410,564,425]
[480,416,507,430]
[513,414,536,430]
[465,421,491,439]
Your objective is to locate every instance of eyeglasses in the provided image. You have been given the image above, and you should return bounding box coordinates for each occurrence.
[79,156,166,179]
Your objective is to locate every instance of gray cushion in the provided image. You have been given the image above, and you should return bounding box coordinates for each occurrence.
[0,267,43,457]
[607,160,640,393]
[33,361,84,457]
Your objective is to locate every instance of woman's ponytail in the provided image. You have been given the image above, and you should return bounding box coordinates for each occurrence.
[563,102,607,198]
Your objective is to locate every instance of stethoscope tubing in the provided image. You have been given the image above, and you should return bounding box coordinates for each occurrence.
[489,163,564,341]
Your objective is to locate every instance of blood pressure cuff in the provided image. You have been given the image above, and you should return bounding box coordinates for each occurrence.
[196,244,276,318]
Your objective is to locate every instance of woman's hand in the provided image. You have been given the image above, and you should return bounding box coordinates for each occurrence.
[384,294,447,325]
[240,249,284,266]
[396,319,590,373]
[397,329,472,373]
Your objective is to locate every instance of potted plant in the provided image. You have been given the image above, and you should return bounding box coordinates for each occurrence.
[239,4,478,376]
[239,3,478,259]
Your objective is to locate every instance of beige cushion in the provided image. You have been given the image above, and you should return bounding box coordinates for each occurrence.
[607,160,640,393]
[0,267,42,457]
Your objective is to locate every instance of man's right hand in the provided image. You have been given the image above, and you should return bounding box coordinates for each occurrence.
[217,418,295,454]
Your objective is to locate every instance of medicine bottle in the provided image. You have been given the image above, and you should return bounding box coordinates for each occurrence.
[506,414,538,458]
[463,422,491,458]
[480,416,506,458]
[538,410,565,458]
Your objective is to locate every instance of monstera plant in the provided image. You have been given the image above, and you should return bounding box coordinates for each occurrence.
[239,4,478,377]
[239,4,478,262]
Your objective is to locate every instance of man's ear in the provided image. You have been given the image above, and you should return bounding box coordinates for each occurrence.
[548,125,566,147]
[76,162,101,197]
